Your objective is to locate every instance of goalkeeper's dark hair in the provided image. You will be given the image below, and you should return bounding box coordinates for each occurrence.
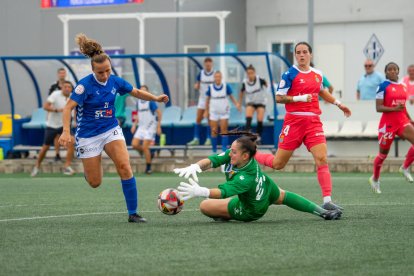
[220,130,259,158]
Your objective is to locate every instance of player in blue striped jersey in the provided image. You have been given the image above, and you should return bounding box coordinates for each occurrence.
[59,34,169,223]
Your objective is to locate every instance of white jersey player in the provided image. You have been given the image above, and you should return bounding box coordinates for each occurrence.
[206,71,241,153]
[187,58,215,146]
[239,65,268,141]
[131,85,162,174]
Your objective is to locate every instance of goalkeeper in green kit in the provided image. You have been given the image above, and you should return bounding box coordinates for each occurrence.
[174,133,342,222]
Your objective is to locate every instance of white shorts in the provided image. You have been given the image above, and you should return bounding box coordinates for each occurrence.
[76,125,125,159]
[197,95,207,109]
[133,126,156,141]
[209,112,230,121]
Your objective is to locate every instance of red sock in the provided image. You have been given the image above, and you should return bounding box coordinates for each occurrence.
[317,164,332,197]
[373,153,387,180]
[403,146,414,169]
[255,152,275,168]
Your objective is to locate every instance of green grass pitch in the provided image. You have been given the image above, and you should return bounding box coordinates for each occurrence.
[1,172,413,275]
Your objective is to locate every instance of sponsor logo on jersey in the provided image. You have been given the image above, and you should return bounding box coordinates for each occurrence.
[239,175,245,180]
[315,132,325,137]
[95,90,100,95]
[95,109,113,119]
[75,84,85,95]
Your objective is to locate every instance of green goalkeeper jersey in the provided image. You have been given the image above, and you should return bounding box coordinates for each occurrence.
[208,150,279,220]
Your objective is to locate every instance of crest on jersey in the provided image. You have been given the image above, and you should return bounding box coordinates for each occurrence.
[315,75,320,83]
[75,84,85,95]
[111,87,117,95]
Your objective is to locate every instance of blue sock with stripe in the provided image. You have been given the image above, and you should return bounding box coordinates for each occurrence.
[194,123,201,140]
[121,177,138,215]
[222,136,229,152]
[211,137,218,153]
[206,125,211,139]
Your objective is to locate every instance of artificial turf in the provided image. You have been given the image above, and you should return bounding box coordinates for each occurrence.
[0,172,413,275]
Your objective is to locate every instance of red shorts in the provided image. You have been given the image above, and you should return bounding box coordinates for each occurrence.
[278,113,326,151]
[378,119,411,150]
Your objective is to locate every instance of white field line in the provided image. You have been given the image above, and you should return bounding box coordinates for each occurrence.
[0,209,199,223]
[0,203,413,223]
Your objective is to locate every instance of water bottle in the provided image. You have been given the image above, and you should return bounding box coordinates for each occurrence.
[160,133,166,147]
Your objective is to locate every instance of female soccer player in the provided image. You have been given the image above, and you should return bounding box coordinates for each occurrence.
[59,34,169,223]
[206,71,241,153]
[369,62,414,193]
[239,65,268,141]
[131,85,162,175]
[253,42,351,210]
[174,133,342,222]
[187,58,215,146]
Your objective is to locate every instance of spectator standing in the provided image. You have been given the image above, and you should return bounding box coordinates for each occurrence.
[48,68,70,161]
[402,64,414,104]
[357,59,384,100]
[31,81,75,177]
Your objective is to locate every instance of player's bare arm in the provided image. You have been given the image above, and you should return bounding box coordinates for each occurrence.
[59,99,78,147]
[276,94,312,104]
[130,88,169,103]
[320,89,351,117]
[376,98,404,113]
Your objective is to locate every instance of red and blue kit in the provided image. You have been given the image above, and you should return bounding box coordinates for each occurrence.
[276,65,325,151]
[376,80,410,150]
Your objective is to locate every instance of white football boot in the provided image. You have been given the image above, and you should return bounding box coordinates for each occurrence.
[399,166,414,183]
[369,176,382,194]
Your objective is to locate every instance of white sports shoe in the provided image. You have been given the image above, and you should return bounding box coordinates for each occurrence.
[399,166,414,183]
[30,166,39,177]
[369,176,382,194]
[63,166,75,176]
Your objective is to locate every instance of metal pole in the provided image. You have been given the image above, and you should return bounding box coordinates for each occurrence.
[308,0,314,46]
[219,15,226,79]
[60,16,69,56]
[138,16,145,84]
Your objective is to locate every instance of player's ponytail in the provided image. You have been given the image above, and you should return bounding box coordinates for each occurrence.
[220,130,259,158]
[75,33,110,68]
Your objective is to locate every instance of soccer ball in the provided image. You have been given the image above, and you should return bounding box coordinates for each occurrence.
[158,188,184,215]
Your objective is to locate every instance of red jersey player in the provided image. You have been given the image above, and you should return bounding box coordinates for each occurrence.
[255,42,351,210]
[369,62,414,194]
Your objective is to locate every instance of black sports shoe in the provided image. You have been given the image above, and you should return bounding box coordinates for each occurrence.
[213,217,230,222]
[322,201,344,211]
[145,170,152,175]
[128,213,147,223]
[320,209,342,220]
[54,154,62,162]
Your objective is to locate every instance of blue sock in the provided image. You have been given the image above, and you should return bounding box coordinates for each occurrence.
[121,177,138,215]
[211,137,218,153]
[222,136,229,152]
[194,123,201,140]
[206,126,211,139]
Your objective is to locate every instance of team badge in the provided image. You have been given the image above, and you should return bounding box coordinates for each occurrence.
[279,134,285,143]
[75,84,85,95]
[315,75,320,83]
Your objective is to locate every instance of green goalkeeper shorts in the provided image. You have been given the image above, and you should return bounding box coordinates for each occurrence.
[227,182,280,222]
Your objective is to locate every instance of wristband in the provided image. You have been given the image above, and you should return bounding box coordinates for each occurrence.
[199,187,210,198]
[292,95,308,102]
[333,99,341,106]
